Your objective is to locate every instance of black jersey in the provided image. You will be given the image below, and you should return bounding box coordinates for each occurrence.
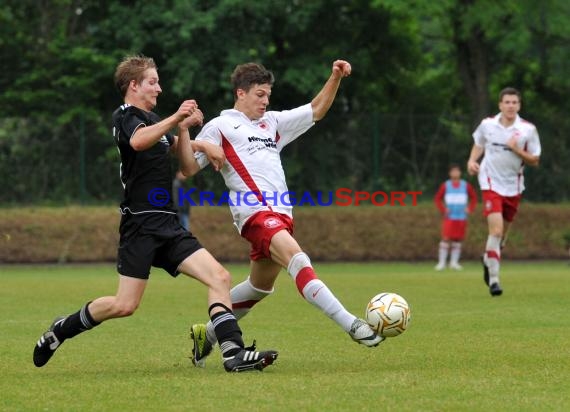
[112,104,176,214]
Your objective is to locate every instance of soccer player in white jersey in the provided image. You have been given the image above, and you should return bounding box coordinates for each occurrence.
[188,60,383,366]
[467,87,541,296]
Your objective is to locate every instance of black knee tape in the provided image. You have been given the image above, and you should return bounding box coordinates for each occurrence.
[208,302,233,315]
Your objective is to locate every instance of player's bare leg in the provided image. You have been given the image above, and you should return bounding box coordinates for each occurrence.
[89,276,147,320]
[501,221,513,249]
[180,249,277,372]
[191,230,382,368]
[33,276,147,367]
[195,258,279,366]
[269,230,382,347]
[249,258,281,291]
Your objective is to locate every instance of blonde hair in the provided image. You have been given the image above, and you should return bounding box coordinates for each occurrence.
[114,55,157,97]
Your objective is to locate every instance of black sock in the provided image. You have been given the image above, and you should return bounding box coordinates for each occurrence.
[210,308,244,357]
[54,302,101,340]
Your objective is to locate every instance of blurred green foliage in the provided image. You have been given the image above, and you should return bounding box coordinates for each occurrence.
[1,0,569,203]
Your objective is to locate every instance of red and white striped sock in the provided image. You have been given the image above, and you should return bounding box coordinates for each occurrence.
[287,252,355,332]
[230,276,273,319]
[484,235,502,284]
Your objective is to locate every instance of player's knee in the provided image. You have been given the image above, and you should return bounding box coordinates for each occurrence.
[489,228,503,237]
[112,301,139,318]
[211,266,232,290]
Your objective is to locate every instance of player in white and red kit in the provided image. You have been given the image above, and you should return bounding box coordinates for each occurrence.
[189,60,383,367]
[434,164,477,270]
[467,87,541,296]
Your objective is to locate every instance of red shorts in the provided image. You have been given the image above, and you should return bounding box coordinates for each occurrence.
[241,211,294,261]
[482,190,521,222]
[441,219,467,241]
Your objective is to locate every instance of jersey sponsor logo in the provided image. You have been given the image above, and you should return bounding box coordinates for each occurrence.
[490,142,512,152]
[247,136,276,149]
[263,217,282,229]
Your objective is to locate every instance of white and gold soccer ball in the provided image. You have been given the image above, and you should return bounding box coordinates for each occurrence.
[365,292,411,338]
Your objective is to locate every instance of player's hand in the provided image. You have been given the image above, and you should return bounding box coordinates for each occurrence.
[467,160,479,175]
[202,142,225,171]
[179,108,204,129]
[176,100,198,122]
[506,136,519,152]
[332,60,351,78]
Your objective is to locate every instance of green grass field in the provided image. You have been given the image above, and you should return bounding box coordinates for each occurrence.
[2,262,569,411]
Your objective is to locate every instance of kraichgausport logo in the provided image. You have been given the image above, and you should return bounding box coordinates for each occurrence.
[147,188,422,207]
[147,188,170,207]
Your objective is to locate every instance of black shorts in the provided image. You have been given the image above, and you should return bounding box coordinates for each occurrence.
[117,212,203,279]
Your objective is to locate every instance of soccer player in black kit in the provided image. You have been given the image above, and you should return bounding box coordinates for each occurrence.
[32,55,277,372]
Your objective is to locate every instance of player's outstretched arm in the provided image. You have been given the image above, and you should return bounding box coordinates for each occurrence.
[130,100,197,151]
[311,60,351,121]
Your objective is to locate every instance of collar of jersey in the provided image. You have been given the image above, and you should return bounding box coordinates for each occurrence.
[493,112,521,128]
[221,108,266,125]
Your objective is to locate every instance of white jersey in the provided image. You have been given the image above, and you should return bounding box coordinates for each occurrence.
[472,113,541,196]
[195,103,314,232]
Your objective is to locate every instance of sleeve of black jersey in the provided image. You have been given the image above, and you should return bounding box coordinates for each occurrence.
[120,108,148,145]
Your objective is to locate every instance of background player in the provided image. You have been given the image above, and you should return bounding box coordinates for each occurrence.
[173,170,191,230]
[33,55,277,372]
[434,164,477,270]
[467,87,541,296]
[188,60,383,367]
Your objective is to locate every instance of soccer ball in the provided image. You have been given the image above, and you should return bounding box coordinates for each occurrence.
[365,292,411,338]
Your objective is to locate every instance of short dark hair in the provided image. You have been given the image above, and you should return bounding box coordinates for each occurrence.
[499,87,521,103]
[448,163,461,172]
[230,63,274,99]
[114,55,157,97]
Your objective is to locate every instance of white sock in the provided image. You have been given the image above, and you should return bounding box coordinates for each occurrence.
[484,235,502,285]
[288,252,356,332]
[450,242,462,265]
[438,241,450,266]
[205,277,273,345]
[230,277,273,319]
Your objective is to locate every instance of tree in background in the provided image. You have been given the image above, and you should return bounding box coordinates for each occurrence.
[1,0,568,203]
